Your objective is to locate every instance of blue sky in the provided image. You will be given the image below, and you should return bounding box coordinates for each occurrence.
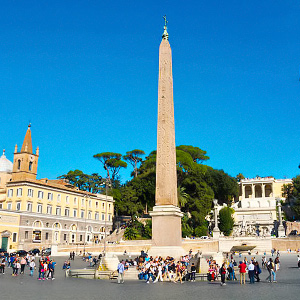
[1,0,299,183]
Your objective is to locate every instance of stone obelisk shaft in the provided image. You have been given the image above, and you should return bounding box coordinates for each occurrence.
[155,38,178,206]
[150,24,184,255]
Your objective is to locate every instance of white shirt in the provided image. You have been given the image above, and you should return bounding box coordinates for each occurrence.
[248,263,254,271]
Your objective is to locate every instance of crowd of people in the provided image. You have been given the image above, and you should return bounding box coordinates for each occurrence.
[0,252,56,280]
[130,250,285,286]
[136,253,196,284]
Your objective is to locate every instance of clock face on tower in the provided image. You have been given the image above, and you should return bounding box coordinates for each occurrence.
[30,155,35,162]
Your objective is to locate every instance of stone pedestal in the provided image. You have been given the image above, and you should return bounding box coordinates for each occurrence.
[149,205,185,258]
[212,251,224,266]
[51,244,58,256]
[213,228,220,240]
[278,225,285,237]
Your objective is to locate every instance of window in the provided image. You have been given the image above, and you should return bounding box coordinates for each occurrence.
[73,209,77,218]
[88,211,91,219]
[108,215,111,221]
[66,196,69,204]
[17,188,22,197]
[47,205,52,214]
[17,159,21,170]
[12,233,17,243]
[63,234,67,241]
[47,193,53,201]
[16,202,21,211]
[7,202,12,210]
[56,207,61,216]
[95,212,99,220]
[81,210,84,218]
[102,213,105,221]
[27,189,34,197]
[38,191,44,199]
[102,203,105,209]
[74,197,77,205]
[109,204,111,210]
[33,230,41,241]
[27,202,32,212]
[96,201,99,209]
[81,199,85,206]
[45,232,49,240]
[29,161,33,171]
[7,189,13,197]
[57,194,61,202]
[65,208,70,217]
[25,231,29,239]
[79,235,83,242]
[37,204,43,213]
[0,203,2,209]
[89,200,91,208]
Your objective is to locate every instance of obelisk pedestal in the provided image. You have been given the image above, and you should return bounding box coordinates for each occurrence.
[149,18,185,258]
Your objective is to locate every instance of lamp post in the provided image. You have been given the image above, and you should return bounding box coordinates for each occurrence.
[276,197,285,237]
[83,194,88,255]
[213,199,220,239]
[103,177,109,256]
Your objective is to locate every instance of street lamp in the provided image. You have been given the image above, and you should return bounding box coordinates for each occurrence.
[83,193,88,255]
[103,177,109,256]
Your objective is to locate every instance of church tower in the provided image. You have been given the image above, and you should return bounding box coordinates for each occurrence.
[12,124,39,181]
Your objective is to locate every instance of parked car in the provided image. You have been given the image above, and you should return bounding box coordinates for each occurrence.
[200,236,209,240]
[41,248,51,255]
[28,248,40,255]
[16,250,27,256]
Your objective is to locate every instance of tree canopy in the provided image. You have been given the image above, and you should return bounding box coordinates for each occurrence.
[60,145,239,238]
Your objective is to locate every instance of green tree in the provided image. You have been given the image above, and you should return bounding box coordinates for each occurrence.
[236,173,245,182]
[218,207,234,236]
[123,149,145,178]
[124,227,138,240]
[291,175,300,219]
[93,152,127,185]
[204,167,239,205]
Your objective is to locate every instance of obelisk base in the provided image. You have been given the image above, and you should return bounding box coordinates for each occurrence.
[149,205,185,258]
[278,225,285,237]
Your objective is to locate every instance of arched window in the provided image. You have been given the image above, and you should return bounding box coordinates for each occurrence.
[17,159,21,170]
[29,162,33,171]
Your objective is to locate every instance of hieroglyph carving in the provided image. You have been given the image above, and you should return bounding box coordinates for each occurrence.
[155,39,178,207]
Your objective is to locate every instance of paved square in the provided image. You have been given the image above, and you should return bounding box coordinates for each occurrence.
[0,254,299,300]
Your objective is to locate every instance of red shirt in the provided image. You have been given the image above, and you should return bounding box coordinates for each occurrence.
[239,262,247,273]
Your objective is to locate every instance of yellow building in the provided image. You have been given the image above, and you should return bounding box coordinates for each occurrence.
[0,125,114,251]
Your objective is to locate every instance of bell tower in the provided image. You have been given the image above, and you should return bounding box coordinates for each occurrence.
[12,124,39,181]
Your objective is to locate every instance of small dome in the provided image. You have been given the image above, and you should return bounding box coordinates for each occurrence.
[0,150,13,173]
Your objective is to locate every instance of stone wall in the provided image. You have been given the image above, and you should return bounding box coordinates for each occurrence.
[272,237,300,251]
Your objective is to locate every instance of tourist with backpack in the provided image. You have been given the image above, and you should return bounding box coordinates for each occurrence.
[266,258,276,283]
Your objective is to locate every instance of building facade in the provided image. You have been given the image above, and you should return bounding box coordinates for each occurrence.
[0,125,114,251]
[232,177,292,236]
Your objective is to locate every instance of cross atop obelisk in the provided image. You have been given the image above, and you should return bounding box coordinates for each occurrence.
[150,17,184,257]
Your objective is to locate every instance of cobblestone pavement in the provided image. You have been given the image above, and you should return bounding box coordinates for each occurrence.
[0,254,299,300]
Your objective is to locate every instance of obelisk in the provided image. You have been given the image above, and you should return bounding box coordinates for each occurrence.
[149,17,184,257]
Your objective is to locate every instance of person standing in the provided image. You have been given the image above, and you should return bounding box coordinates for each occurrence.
[238,260,247,285]
[266,258,276,283]
[220,263,227,286]
[47,259,56,280]
[190,263,196,282]
[117,260,125,284]
[29,259,35,277]
[38,260,45,280]
[20,256,27,274]
[248,261,255,284]
[254,261,261,282]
